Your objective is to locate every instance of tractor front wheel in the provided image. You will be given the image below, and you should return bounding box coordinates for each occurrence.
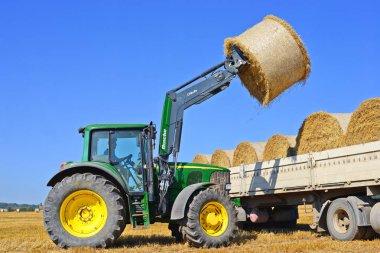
[43,173,126,248]
[182,188,237,248]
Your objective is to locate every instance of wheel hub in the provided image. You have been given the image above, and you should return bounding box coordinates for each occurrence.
[60,190,108,238]
[78,206,94,222]
[333,209,350,233]
[206,213,220,226]
[200,201,228,237]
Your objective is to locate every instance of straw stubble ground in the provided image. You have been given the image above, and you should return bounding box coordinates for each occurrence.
[0,209,379,253]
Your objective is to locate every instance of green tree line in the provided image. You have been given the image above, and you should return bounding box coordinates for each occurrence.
[0,202,39,212]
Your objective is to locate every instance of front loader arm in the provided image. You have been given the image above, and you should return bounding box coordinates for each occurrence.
[155,49,246,214]
[159,49,246,162]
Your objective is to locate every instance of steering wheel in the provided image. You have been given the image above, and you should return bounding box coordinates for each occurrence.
[119,154,133,165]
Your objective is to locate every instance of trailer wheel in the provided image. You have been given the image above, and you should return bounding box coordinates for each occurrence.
[182,188,237,248]
[370,202,380,234]
[326,198,365,241]
[43,173,126,248]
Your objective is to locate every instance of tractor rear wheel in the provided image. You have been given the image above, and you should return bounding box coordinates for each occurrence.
[43,173,126,248]
[182,188,237,248]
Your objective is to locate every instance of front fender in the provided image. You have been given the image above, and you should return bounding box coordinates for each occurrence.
[170,182,215,220]
[47,162,128,195]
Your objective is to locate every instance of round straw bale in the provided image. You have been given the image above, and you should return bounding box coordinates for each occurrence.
[232,142,266,166]
[295,112,351,154]
[211,149,234,168]
[345,98,380,146]
[224,15,311,105]
[192,154,212,164]
[263,135,296,161]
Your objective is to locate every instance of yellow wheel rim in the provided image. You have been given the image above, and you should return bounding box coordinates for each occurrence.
[200,201,229,237]
[60,190,108,238]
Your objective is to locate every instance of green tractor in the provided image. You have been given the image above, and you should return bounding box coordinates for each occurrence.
[43,49,247,248]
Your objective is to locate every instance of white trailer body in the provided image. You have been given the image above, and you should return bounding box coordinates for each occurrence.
[229,141,380,241]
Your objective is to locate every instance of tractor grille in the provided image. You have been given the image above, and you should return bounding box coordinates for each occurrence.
[210,171,230,185]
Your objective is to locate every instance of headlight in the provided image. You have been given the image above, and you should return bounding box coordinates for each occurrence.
[210,171,230,185]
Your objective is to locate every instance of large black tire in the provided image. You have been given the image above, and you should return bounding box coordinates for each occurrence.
[43,173,126,248]
[182,188,237,248]
[326,198,365,241]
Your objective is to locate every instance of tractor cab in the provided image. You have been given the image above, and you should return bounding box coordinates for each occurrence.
[78,123,154,228]
[79,124,150,193]
[87,127,145,193]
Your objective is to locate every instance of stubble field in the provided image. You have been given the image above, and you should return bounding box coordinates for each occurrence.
[0,207,379,253]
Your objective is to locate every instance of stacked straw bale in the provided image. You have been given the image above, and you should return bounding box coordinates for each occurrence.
[263,135,296,161]
[296,112,352,154]
[345,98,380,146]
[232,142,266,166]
[224,15,311,105]
[192,154,212,164]
[211,149,235,168]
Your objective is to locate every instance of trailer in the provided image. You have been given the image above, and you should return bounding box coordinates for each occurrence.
[229,140,380,241]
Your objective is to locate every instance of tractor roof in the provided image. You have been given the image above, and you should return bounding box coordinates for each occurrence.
[79,123,148,134]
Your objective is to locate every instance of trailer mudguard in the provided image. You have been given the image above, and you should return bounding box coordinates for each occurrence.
[47,162,128,195]
[170,182,215,220]
[346,196,372,226]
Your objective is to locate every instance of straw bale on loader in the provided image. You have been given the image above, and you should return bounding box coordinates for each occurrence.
[224,15,310,105]
[345,98,380,146]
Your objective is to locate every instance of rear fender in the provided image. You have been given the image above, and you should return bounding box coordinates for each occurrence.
[47,162,128,196]
[346,196,372,226]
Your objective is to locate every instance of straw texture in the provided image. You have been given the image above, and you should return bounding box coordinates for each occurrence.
[232,142,266,166]
[224,15,310,105]
[263,135,296,161]
[296,112,351,154]
[210,149,234,168]
[345,98,380,146]
[192,154,212,164]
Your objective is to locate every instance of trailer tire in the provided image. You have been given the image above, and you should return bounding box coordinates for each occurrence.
[182,188,237,248]
[326,198,365,241]
[43,173,126,248]
[370,202,380,234]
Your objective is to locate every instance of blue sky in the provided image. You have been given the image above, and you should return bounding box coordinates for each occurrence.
[0,1,379,204]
